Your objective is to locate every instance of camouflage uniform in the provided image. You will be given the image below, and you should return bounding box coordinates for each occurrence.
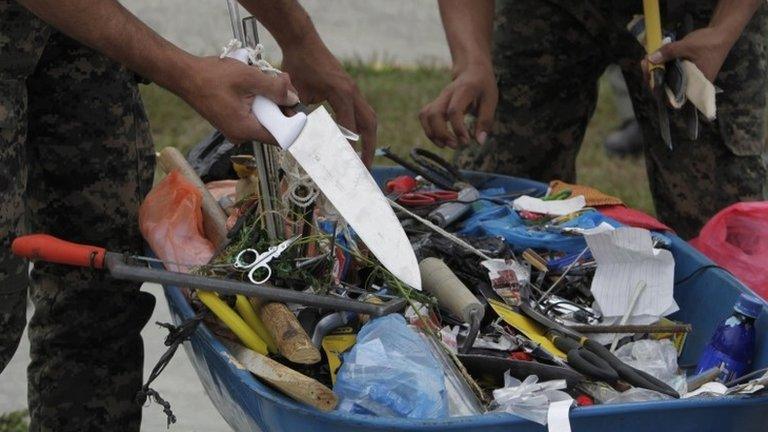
[1,2,156,430]
[456,0,768,239]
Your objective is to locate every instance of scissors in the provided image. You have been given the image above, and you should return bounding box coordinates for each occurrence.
[233,236,300,284]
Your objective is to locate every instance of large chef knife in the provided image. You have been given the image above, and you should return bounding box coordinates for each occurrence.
[253,97,421,290]
[226,49,421,290]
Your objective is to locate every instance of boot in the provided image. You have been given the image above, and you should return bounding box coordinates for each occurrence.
[604,119,643,157]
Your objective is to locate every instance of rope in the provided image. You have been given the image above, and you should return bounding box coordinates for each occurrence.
[220,39,282,75]
[135,314,204,428]
[280,152,320,208]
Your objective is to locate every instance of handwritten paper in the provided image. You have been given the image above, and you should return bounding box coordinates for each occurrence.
[585,227,678,319]
[512,195,586,216]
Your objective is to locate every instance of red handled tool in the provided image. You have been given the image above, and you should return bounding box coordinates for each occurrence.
[385,175,419,194]
[398,190,458,207]
[12,234,108,269]
[11,234,405,317]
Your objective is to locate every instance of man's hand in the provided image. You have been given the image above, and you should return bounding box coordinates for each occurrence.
[420,0,495,149]
[238,0,377,166]
[281,44,377,166]
[419,63,497,148]
[18,0,305,145]
[643,0,762,83]
[181,56,299,144]
[644,27,732,83]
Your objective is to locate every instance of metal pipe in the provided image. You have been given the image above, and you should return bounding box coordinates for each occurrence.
[106,253,405,316]
[567,324,692,334]
[225,0,245,43]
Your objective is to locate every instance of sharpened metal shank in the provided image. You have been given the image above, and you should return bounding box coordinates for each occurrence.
[105,253,405,317]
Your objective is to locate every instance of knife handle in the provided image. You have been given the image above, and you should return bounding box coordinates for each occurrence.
[252,96,306,149]
[225,48,307,149]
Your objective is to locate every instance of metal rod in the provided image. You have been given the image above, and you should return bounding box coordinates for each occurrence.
[225,0,245,43]
[252,145,279,240]
[536,246,590,306]
[567,324,692,334]
[233,13,281,240]
[242,16,261,55]
[106,253,405,316]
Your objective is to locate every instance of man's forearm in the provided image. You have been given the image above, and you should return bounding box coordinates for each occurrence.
[18,0,195,97]
[238,0,321,51]
[710,0,762,45]
[437,0,494,76]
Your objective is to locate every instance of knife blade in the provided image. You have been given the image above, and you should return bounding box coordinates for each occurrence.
[653,69,673,150]
[249,96,422,291]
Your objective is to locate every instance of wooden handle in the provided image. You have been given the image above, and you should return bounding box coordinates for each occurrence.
[254,300,321,365]
[157,147,229,248]
[12,234,106,269]
[223,341,337,412]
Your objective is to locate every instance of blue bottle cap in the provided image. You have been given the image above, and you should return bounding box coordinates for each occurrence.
[734,293,764,319]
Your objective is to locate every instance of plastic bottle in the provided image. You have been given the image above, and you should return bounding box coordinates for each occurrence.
[695,293,762,383]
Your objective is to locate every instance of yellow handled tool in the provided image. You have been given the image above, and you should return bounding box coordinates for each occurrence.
[643,0,673,149]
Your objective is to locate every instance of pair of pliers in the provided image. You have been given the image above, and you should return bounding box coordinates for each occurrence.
[518,286,679,397]
[547,331,619,382]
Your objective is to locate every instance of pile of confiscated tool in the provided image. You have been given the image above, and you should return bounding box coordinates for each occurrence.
[12,142,767,429]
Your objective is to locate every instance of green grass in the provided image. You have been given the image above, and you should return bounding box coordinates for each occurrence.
[0,411,28,432]
[140,65,654,214]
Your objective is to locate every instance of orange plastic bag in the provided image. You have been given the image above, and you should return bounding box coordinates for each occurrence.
[690,202,768,299]
[139,170,215,272]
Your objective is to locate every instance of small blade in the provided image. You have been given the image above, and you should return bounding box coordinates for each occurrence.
[653,70,673,150]
[684,102,699,141]
[287,107,422,290]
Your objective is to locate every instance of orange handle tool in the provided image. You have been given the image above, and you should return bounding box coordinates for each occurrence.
[11,234,107,269]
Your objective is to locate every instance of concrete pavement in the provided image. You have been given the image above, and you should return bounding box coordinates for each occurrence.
[0,284,231,431]
[122,0,450,65]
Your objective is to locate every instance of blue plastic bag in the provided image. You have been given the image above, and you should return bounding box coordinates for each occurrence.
[459,202,621,253]
[334,314,448,418]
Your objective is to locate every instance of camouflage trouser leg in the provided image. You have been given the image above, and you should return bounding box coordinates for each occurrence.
[0,0,50,377]
[1,2,156,430]
[455,0,610,184]
[621,4,768,239]
[458,0,768,239]
[0,81,30,373]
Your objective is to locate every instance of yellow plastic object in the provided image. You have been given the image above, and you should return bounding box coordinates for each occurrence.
[642,0,663,53]
[488,299,566,359]
[235,295,278,354]
[321,330,357,384]
[198,290,268,355]
[652,318,689,355]
[643,0,665,80]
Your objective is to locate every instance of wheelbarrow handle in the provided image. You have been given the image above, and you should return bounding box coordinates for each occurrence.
[11,234,106,269]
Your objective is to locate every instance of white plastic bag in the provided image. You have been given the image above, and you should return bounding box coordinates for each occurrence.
[492,374,572,427]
